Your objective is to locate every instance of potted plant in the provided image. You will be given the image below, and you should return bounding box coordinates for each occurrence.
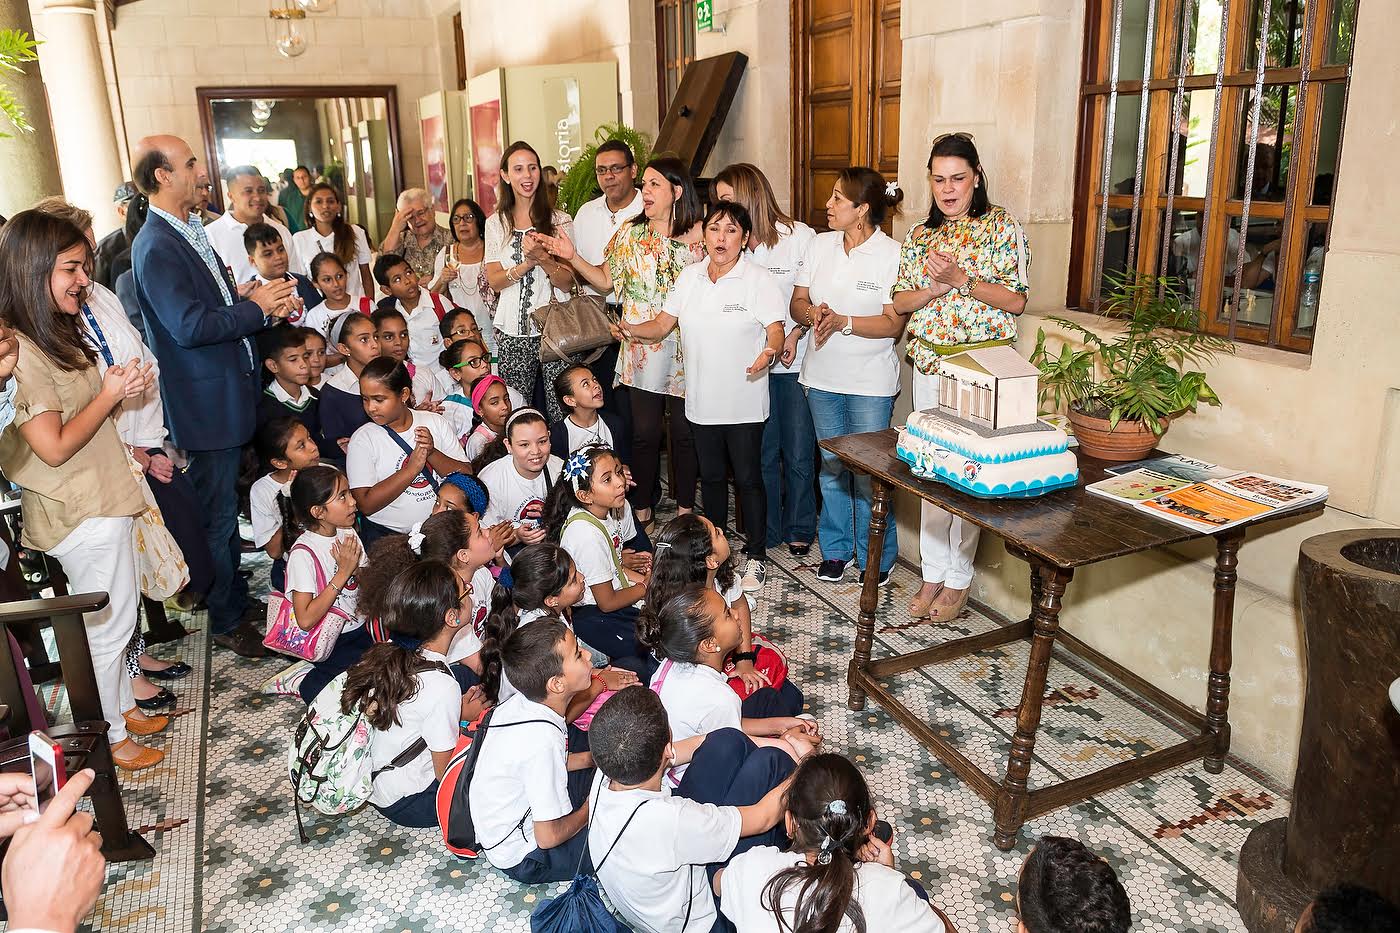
[555,122,654,216]
[1030,271,1234,461]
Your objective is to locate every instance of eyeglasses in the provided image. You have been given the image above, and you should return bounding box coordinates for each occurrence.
[452,356,488,370]
[595,164,631,177]
[932,131,975,145]
[451,214,473,223]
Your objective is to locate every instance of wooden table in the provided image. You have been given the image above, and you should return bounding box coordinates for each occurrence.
[821,429,1324,850]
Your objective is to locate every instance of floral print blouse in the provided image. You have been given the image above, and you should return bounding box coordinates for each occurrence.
[896,204,1031,374]
[605,221,703,397]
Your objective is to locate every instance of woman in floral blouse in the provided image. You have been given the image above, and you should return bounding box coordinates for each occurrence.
[892,133,1031,622]
[532,156,704,525]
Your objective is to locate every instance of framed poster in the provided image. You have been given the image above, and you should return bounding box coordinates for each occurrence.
[470,98,502,216]
[419,91,450,213]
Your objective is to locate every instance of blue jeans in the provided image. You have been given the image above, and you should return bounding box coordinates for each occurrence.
[185,447,248,635]
[805,387,897,574]
[761,373,817,548]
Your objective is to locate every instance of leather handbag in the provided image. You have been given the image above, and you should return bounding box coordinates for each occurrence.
[530,276,616,364]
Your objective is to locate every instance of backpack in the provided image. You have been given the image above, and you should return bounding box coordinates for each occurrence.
[287,660,451,842]
[435,706,562,857]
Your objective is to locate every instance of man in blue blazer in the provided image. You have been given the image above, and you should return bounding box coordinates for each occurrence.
[130,135,297,658]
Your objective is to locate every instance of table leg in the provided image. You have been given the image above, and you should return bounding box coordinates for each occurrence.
[1204,528,1245,773]
[993,560,1073,850]
[848,478,892,711]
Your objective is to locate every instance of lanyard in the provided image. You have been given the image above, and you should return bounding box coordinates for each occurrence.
[80,304,115,367]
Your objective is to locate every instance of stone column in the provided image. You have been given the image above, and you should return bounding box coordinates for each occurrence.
[0,0,62,218]
[29,0,125,234]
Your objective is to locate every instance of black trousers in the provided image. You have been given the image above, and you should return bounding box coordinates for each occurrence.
[689,420,766,560]
[629,388,697,511]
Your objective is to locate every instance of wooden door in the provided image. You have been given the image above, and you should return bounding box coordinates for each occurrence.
[791,0,902,231]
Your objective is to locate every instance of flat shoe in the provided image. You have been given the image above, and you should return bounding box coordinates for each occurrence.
[112,740,165,771]
[927,589,970,623]
[134,688,176,711]
[141,661,191,681]
[908,585,944,620]
[787,542,811,557]
[122,710,170,736]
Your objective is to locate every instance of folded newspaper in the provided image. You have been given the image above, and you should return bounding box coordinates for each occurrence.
[1087,454,1328,532]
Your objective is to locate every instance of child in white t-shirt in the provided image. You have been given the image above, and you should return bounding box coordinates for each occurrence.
[283,466,367,704]
[586,686,794,933]
[252,416,321,592]
[345,357,471,543]
[465,374,512,466]
[639,587,819,791]
[718,753,947,933]
[468,617,597,883]
[343,560,468,827]
[477,409,562,554]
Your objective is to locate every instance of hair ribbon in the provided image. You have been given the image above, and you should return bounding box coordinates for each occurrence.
[407,520,425,555]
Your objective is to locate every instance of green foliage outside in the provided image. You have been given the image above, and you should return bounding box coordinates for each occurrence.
[556,122,654,216]
[0,29,41,139]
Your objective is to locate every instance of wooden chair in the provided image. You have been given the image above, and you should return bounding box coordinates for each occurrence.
[0,592,155,861]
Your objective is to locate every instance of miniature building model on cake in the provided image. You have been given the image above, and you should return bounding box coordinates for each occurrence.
[898,346,1079,498]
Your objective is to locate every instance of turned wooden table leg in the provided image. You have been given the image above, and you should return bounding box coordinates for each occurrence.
[848,478,891,711]
[993,561,1073,850]
[1205,528,1245,773]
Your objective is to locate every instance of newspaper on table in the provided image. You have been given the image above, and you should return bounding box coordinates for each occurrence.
[1087,454,1328,532]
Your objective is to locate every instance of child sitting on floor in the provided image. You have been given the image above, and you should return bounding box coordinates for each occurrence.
[251,416,320,591]
[1015,835,1131,933]
[587,687,794,933]
[444,335,525,409]
[465,374,512,466]
[639,586,820,794]
[548,364,630,463]
[346,560,465,828]
[319,311,377,455]
[478,409,561,556]
[717,753,948,933]
[468,617,597,883]
[546,445,652,675]
[649,514,800,714]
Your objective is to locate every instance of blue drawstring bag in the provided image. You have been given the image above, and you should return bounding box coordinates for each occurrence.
[530,788,650,933]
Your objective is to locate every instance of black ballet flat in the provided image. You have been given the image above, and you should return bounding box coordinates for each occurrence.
[140,661,192,681]
[134,688,176,711]
[787,542,812,557]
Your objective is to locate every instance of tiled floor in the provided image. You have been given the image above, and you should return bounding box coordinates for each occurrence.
[54,536,1284,932]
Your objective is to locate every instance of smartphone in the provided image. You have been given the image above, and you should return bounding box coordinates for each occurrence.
[871,820,894,845]
[28,731,65,815]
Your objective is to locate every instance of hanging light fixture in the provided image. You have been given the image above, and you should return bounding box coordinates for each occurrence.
[268,7,308,58]
[295,0,337,12]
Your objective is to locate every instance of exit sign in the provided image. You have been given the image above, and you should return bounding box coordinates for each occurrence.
[696,0,713,32]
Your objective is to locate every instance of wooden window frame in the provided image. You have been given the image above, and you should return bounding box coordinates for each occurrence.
[656,0,698,125]
[1068,0,1356,353]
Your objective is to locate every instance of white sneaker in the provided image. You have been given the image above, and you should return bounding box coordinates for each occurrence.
[260,660,311,697]
[740,559,766,594]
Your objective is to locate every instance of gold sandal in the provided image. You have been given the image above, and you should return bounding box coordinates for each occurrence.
[927,588,970,623]
[908,584,944,620]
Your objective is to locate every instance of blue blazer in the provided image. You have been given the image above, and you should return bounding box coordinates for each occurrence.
[130,214,269,451]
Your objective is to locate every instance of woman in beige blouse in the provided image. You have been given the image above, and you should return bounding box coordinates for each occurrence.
[0,211,165,770]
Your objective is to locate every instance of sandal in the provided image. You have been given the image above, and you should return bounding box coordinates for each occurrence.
[927,587,970,623]
[908,584,944,620]
[112,739,165,771]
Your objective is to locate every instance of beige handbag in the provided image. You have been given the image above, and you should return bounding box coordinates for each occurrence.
[530,277,617,364]
[125,451,190,600]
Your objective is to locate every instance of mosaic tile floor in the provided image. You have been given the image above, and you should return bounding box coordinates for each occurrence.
[36,533,1288,933]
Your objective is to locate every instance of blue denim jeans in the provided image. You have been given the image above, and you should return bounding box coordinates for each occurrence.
[185,446,248,635]
[805,387,897,573]
[761,372,817,548]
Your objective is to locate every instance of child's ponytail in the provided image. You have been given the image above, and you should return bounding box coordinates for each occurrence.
[635,584,711,662]
[477,543,574,703]
[479,584,519,704]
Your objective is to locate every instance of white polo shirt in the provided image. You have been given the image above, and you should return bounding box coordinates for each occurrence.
[345,410,467,532]
[649,660,741,786]
[468,693,572,869]
[367,648,461,808]
[205,212,295,286]
[722,846,946,933]
[662,256,787,425]
[291,225,373,296]
[750,221,817,375]
[796,228,902,398]
[573,190,644,301]
[589,774,742,933]
[249,473,291,549]
[399,288,447,371]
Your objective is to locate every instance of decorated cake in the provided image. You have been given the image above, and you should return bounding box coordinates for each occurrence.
[895,345,1079,498]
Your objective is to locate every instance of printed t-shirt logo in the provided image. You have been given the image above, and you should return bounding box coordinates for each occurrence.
[397,451,434,490]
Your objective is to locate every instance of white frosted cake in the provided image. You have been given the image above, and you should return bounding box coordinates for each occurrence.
[897,410,1079,498]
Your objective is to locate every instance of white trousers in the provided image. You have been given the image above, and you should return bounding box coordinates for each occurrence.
[48,515,139,744]
[912,370,981,588]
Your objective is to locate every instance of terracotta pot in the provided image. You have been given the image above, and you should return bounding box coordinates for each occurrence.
[1066,406,1169,461]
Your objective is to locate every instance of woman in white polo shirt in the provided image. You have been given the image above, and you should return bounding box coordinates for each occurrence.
[714,163,819,559]
[792,167,908,589]
[620,202,785,594]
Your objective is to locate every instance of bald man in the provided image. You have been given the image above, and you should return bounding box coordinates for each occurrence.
[129,134,297,658]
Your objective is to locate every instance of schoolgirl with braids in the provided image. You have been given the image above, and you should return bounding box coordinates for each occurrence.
[251,415,320,590]
[283,465,367,704]
[342,560,466,828]
[717,753,946,933]
[545,444,653,674]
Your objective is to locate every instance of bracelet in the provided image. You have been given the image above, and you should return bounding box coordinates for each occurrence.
[506,265,519,284]
[732,649,759,663]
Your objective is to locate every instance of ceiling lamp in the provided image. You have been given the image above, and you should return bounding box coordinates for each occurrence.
[268,7,308,58]
[295,0,337,11]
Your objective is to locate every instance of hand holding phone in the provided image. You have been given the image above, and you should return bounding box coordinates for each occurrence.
[27,731,65,817]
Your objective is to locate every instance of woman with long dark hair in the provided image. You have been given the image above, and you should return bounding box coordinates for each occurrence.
[291,182,373,297]
[532,155,705,526]
[432,197,498,356]
[892,133,1031,622]
[483,142,578,422]
[0,210,165,770]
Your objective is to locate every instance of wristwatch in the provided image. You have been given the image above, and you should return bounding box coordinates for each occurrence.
[841,316,854,337]
[958,276,978,298]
